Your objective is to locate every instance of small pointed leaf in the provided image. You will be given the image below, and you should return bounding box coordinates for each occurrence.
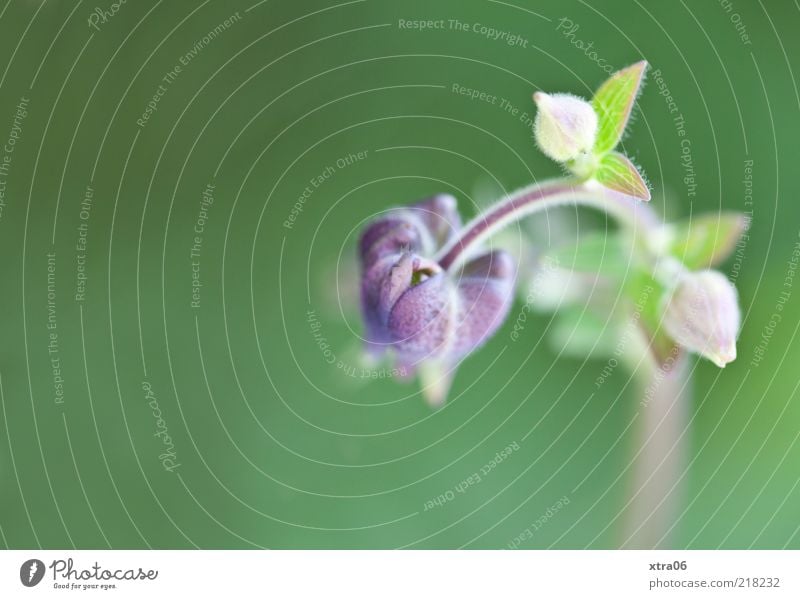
[592,61,647,155]
[595,152,651,201]
[661,213,749,270]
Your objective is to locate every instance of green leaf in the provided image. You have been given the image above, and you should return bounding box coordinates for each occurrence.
[595,152,651,201]
[623,270,678,366]
[545,231,631,277]
[592,61,647,155]
[661,212,749,269]
[549,307,618,359]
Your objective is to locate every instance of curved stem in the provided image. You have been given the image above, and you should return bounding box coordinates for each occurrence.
[436,178,659,272]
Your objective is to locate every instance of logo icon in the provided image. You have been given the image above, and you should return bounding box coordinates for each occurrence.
[20,559,45,587]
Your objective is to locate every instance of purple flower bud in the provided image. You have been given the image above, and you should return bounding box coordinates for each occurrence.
[359,195,516,404]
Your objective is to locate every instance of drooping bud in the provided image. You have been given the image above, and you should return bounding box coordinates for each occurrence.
[661,270,740,367]
[533,92,598,163]
[359,195,516,405]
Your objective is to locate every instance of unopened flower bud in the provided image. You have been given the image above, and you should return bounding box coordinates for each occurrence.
[533,92,598,163]
[359,195,516,405]
[661,270,740,367]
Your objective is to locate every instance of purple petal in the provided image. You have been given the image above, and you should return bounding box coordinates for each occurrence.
[385,250,515,365]
[387,270,452,362]
[358,194,462,270]
[451,250,516,360]
[407,194,462,249]
[359,219,419,270]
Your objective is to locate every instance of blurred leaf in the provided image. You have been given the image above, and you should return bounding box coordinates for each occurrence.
[549,306,618,359]
[624,270,678,365]
[418,359,453,409]
[595,152,651,201]
[592,61,647,155]
[663,213,749,269]
[544,231,631,277]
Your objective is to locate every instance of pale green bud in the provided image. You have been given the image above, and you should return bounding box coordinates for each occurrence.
[662,270,740,367]
[533,92,598,164]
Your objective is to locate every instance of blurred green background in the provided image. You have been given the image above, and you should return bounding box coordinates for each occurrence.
[0,0,798,549]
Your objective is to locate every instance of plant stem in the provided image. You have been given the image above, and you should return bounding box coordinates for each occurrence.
[622,350,690,549]
[435,178,658,272]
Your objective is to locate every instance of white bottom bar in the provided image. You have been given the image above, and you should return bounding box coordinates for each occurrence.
[0,550,796,597]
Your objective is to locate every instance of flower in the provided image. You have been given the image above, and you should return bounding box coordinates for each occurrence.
[661,270,740,367]
[359,195,516,406]
[533,92,598,163]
